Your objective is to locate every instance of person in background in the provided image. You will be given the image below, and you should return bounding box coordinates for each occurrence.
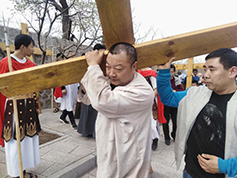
[179,69,187,81]
[59,52,79,129]
[197,72,203,85]
[0,34,40,178]
[191,79,199,87]
[77,43,106,137]
[182,69,199,89]
[162,64,183,146]
[53,53,64,113]
[138,67,161,151]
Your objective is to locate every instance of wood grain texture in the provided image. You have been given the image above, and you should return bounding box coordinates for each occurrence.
[1,22,237,97]
[96,0,134,49]
[135,22,237,69]
[0,56,87,97]
[175,63,205,70]
[186,58,194,89]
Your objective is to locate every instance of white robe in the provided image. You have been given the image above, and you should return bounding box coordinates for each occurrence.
[4,100,40,177]
[3,54,40,177]
[5,135,40,177]
[81,65,154,178]
[149,75,160,140]
[54,96,62,103]
[60,83,79,111]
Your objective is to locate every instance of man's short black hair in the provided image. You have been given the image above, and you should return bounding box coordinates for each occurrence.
[205,48,237,70]
[193,69,198,73]
[109,42,137,65]
[170,64,176,72]
[93,43,106,51]
[192,79,199,86]
[14,34,35,50]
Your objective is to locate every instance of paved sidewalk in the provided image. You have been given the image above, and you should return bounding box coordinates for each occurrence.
[0,108,97,178]
[79,130,185,178]
[0,108,184,178]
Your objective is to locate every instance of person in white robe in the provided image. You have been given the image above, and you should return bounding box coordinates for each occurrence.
[59,83,79,129]
[138,67,160,151]
[0,34,40,178]
[79,42,154,178]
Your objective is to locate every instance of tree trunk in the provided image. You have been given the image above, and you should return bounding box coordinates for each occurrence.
[60,0,71,40]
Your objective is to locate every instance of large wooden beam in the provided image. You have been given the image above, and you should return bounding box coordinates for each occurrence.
[175,63,205,70]
[0,56,87,97]
[186,58,194,89]
[135,22,237,69]
[96,0,134,49]
[1,22,237,97]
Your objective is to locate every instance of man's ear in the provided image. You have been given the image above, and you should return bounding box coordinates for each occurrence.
[229,66,237,79]
[19,44,25,50]
[132,61,137,70]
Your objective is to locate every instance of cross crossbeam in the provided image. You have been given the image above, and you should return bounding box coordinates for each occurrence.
[0,0,237,97]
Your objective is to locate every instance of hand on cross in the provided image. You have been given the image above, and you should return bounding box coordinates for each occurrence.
[158,57,176,70]
[85,50,105,66]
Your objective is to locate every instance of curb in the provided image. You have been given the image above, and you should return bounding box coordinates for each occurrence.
[49,153,97,178]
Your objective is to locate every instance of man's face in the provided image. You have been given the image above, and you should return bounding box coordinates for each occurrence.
[203,57,232,94]
[170,68,175,78]
[23,42,34,56]
[193,70,198,76]
[106,51,137,86]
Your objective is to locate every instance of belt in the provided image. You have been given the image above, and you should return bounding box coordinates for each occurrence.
[9,93,35,100]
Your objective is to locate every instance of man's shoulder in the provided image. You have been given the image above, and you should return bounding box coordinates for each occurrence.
[0,57,9,70]
[25,59,36,66]
[187,86,211,96]
[0,57,8,64]
[130,73,153,91]
[135,72,151,85]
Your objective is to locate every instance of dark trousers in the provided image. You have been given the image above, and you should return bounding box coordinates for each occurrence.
[183,169,193,178]
[60,109,76,125]
[162,105,177,141]
[74,102,81,119]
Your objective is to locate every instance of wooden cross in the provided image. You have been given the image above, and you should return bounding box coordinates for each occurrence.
[1,0,237,97]
[175,59,205,89]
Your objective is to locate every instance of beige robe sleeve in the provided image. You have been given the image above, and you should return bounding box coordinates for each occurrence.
[81,65,154,118]
[77,85,91,105]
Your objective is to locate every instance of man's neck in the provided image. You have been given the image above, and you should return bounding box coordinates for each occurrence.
[13,51,25,60]
[214,84,237,95]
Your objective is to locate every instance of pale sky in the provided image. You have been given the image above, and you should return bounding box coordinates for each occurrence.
[130,0,237,63]
[131,0,237,40]
[1,0,237,63]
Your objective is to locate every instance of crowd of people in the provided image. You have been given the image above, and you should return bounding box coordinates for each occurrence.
[1,34,237,178]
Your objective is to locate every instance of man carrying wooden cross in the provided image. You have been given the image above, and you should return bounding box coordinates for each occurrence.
[0,34,40,178]
[78,42,154,177]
